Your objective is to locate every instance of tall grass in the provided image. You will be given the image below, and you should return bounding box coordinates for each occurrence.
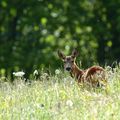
[0,66,120,120]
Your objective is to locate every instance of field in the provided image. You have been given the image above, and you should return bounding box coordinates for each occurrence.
[0,66,120,120]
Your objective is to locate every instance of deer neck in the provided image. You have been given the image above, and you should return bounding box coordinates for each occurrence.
[71,63,84,80]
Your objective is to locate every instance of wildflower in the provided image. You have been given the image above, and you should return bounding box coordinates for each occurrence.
[40,73,49,80]
[33,70,39,76]
[13,71,25,77]
[55,69,60,75]
[66,100,73,107]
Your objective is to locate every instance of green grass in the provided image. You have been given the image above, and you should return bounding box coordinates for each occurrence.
[0,66,120,120]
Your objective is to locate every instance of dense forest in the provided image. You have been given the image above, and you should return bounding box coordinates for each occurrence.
[0,0,120,79]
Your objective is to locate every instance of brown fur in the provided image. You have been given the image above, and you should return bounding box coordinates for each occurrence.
[58,49,107,87]
[71,64,106,86]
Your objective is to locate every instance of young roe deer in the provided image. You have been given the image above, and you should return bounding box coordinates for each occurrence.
[58,49,107,87]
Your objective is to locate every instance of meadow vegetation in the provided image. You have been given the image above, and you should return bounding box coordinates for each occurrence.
[0,65,120,120]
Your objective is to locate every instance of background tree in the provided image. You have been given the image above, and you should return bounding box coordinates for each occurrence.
[0,0,120,79]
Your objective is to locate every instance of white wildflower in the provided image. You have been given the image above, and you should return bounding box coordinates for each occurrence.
[33,70,39,76]
[13,71,25,77]
[40,73,49,79]
[55,69,60,75]
[66,100,73,107]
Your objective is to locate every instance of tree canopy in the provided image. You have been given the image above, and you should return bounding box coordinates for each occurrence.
[0,0,120,79]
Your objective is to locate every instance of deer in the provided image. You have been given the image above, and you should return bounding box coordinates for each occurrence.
[58,49,107,87]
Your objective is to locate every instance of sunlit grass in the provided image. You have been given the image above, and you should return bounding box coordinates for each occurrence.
[0,66,120,120]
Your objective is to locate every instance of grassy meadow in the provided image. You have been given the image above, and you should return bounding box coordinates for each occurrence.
[0,66,120,120]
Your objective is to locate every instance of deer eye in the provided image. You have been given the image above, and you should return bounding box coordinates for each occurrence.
[71,60,74,63]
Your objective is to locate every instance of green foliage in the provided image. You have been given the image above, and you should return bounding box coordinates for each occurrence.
[0,0,120,77]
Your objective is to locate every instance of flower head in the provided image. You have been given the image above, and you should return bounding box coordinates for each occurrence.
[13,71,25,77]
[66,100,73,107]
[33,70,39,76]
[55,69,60,75]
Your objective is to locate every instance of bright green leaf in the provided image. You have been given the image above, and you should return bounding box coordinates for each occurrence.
[41,17,47,26]
[1,1,7,7]
[107,41,112,47]
[10,8,17,17]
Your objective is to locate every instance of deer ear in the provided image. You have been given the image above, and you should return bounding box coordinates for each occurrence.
[72,49,79,58]
[58,50,65,60]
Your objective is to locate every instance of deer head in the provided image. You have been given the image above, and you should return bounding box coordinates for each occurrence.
[58,49,79,71]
